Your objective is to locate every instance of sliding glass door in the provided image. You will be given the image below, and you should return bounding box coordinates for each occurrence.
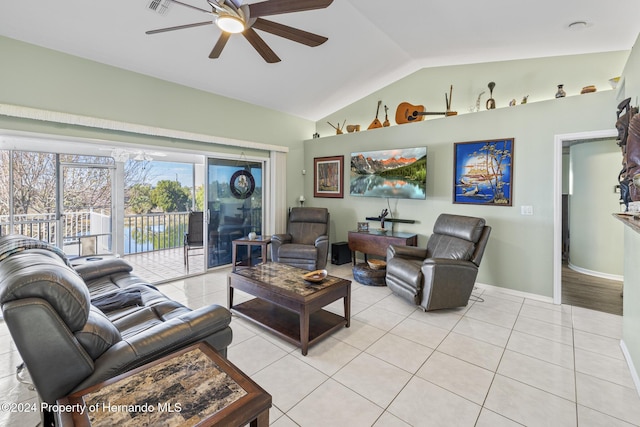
[207,158,263,268]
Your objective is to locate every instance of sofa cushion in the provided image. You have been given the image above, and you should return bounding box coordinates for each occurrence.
[426,235,475,261]
[433,214,486,243]
[278,243,317,260]
[75,306,122,359]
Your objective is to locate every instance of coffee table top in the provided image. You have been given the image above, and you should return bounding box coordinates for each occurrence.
[231,262,348,297]
[61,343,271,427]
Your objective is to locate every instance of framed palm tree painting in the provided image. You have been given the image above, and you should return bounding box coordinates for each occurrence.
[453,138,514,206]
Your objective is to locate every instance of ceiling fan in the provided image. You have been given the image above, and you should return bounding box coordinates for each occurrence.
[146,0,333,63]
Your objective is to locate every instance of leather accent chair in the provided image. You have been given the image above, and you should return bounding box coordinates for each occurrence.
[0,235,232,412]
[386,214,491,311]
[271,207,330,270]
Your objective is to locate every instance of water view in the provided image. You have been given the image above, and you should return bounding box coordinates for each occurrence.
[350,174,426,199]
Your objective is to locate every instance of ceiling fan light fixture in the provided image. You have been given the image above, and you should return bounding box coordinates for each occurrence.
[216,15,245,33]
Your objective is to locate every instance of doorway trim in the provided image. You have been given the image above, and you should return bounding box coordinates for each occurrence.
[553,128,618,304]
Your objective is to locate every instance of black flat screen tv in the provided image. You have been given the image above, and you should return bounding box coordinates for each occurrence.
[350,147,427,199]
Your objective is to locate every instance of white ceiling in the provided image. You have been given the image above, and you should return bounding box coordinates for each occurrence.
[1,0,640,121]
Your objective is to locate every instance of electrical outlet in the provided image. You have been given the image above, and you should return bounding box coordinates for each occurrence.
[520,205,534,215]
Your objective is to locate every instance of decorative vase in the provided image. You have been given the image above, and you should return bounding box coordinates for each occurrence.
[486,82,496,109]
[248,232,257,240]
[555,84,566,98]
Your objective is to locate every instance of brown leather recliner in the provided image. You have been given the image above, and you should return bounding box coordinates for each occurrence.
[386,214,491,311]
[0,235,232,417]
[271,207,330,270]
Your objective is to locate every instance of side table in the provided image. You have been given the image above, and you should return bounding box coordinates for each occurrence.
[56,342,271,427]
[231,236,271,272]
[348,230,417,265]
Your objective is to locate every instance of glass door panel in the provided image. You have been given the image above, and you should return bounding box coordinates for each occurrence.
[1,150,57,242]
[61,161,114,257]
[207,158,263,268]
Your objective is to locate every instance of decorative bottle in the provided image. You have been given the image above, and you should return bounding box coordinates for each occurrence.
[555,84,566,98]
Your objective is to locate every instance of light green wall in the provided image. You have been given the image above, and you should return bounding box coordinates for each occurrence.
[306,91,616,297]
[568,140,623,276]
[0,35,314,208]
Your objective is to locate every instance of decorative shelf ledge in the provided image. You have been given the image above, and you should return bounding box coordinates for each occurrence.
[613,213,640,234]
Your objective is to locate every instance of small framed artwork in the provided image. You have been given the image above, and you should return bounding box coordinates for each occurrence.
[314,155,344,198]
[453,138,514,206]
[357,222,369,232]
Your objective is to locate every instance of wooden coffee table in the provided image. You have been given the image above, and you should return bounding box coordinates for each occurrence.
[228,262,351,355]
[56,342,271,426]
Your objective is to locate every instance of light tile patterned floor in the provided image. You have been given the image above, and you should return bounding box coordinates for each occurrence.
[1,263,640,426]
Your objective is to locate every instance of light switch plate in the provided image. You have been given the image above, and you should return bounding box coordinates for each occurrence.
[520,205,534,215]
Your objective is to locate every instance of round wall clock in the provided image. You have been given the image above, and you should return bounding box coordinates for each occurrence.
[229,170,255,199]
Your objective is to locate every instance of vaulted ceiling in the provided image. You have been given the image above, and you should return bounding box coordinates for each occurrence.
[1,0,640,121]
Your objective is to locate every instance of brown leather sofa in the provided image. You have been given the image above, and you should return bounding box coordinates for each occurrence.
[271,207,330,270]
[385,214,491,311]
[0,235,232,422]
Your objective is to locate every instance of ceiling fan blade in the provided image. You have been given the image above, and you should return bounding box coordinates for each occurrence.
[146,21,213,35]
[248,0,333,17]
[252,18,327,47]
[168,0,213,14]
[209,32,231,58]
[243,28,281,63]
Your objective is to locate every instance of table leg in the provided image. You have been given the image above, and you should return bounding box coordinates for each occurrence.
[228,277,234,309]
[344,285,351,328]
[250,409,269,427]
[247,244,253,268]
[300,306,310,356]
[231,242,238,272]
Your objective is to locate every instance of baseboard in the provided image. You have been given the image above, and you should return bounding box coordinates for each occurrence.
[567,262,624,282]
[620,339,640,397]
[474,282,554,304]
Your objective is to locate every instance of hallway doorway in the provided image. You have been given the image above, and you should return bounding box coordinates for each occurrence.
[555,130,623,314]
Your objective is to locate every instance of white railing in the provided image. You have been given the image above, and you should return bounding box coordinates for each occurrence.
[0,210,192,256]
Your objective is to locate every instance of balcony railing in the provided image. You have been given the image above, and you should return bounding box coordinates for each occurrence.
[0,212,92,244]
[0,211,190,256]
[124,212,189,254]
[1,209,261,259]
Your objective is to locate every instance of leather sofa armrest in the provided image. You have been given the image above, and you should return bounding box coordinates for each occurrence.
[387,245,427,261]
[314,235,328,247]
[270,233,292,262]
[314,235,329,269]
[74,258,133,282]
[420,259,479,311]
[421,258,478,270]
[72,304,232,392]
[272,233,292,244]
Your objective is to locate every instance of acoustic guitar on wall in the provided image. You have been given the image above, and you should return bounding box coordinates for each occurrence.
[368,100,383,129]
[395,102,446,125]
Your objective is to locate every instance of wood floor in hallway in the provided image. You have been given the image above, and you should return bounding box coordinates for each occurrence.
[561,264,623,315]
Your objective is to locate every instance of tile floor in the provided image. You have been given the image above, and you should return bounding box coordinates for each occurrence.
[2,263,640,426]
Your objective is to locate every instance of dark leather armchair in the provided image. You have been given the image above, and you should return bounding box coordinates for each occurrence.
[386,214,491,311]
[271,207,330,270]
[0,235,232,413]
